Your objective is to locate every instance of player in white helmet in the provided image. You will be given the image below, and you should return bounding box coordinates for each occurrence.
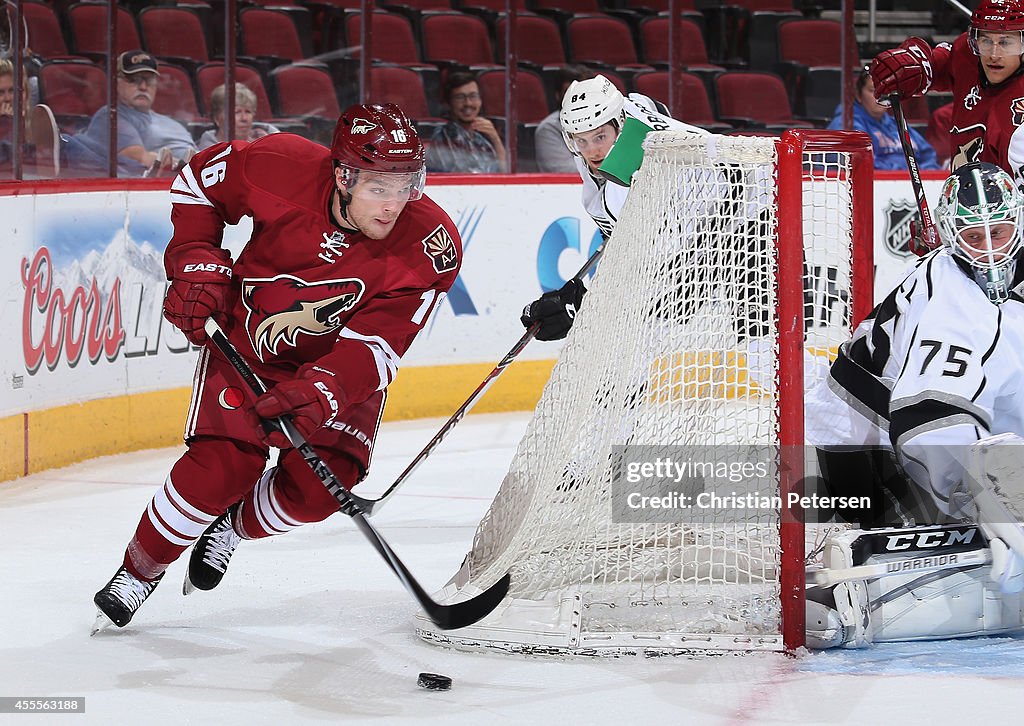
[521,75,706,340]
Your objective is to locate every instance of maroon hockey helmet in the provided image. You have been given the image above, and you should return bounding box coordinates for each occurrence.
[331,103,425,173]
[972,0,1024,31]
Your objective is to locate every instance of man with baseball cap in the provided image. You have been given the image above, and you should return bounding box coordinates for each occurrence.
[61,49,196,176]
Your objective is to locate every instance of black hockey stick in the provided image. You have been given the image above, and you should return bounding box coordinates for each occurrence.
[889,91,941,253]
[353,242,606,515]
[204,318,510,630]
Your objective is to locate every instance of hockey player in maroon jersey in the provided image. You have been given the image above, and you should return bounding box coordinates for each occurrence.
[870,0,1024,175]
[92,104,462,632]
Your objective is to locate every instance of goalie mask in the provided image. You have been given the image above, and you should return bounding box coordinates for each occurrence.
[937,162,1024,304]
[559,75,625,155]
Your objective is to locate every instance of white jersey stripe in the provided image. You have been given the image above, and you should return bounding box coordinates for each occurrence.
[184,347,210,439]
[171,165,213,207]
[339,327,400,390]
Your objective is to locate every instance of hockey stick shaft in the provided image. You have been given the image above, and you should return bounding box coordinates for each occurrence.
[355,242,606,515]
[204,318,509,630]
[889,91,940,251]
[807,547,992,587]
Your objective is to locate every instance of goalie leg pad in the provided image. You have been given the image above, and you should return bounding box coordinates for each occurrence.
[807,526,1024,648]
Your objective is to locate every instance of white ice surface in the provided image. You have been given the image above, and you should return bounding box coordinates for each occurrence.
[2,411,1024,725]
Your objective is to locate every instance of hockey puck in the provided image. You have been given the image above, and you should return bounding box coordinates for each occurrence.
[417,672,452,691]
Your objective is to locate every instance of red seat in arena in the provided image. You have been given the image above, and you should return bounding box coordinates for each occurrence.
[639,16,721,72]
[271,63,341,121]
[368,66,436,121]
[420,12,496,67]
[139,7,210,64]
[153,62,201,125]
[777,18,842,67]
[714,71,813,131]
[633,70,731,131]
[476,68,550,124]
[566,15,651,70]
[239,7,309,63]
[66,3,142,59]
[38,60,108,130]
[22,1,71,59]
[343,11,423,64]
[496,15,566,68]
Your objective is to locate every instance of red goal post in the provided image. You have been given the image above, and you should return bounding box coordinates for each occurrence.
[777,130,874,650]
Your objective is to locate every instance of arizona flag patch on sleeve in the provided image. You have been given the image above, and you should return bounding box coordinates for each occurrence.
[421,224,459,274]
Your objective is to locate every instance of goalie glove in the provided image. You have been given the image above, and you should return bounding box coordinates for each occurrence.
[250,365,346,448]
[520,278,586,342]
[163,249,234,344]
[870,37,934,103]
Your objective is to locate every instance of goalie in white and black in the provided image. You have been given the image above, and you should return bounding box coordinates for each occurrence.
[804,162,1024,647]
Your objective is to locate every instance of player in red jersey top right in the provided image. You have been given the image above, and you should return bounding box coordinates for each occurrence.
[871,0,1024,176]
[92,104,463,632]
[869,0,1024,256]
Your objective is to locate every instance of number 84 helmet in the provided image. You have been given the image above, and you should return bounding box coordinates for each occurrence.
[937,161,1024,304]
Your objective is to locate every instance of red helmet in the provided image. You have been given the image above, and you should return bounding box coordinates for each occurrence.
[331,103,425,173]
[972,0,1024,31]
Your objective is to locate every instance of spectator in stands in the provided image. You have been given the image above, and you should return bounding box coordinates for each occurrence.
[535,65,589,174]
[828,67,940,172]
[197,82,279,150]
[426,71,506,173]
[61,50,196,177]
[0,57,58,176]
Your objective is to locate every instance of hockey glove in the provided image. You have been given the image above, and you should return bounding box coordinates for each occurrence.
[870,37,933,103]
[251,365,346,448]
[163,249,234,344]
[908,218,941,257]
[521,278,586,342]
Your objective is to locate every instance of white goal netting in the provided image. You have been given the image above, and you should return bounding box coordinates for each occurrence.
[417,131,870,654]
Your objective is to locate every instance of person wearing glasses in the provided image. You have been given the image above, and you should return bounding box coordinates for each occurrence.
[61,50,196,177]
[426,71,506,173]
[869,0,1024,177]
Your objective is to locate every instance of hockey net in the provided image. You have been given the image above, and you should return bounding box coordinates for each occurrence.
[417,130,874,654]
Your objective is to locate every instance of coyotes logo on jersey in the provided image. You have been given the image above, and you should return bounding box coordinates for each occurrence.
[421,224,458,274]
[242,274,366,361]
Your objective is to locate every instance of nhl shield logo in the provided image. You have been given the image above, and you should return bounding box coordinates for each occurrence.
[883,198,919,258]
[421,224,459,273]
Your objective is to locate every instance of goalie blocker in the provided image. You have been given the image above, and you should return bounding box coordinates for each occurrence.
[808,434,1024,648]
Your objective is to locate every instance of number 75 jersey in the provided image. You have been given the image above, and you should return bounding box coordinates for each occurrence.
[805,251,1024,510]
[167,134,462,407]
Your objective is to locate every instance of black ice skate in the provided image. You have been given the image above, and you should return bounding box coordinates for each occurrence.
[184,505,242,595]
[92,567,163,634]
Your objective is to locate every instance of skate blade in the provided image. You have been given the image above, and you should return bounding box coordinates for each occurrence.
[90,609,116,636]
[182,573,197,596]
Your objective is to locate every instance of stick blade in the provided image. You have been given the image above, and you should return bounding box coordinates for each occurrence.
[426,572,511,631]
